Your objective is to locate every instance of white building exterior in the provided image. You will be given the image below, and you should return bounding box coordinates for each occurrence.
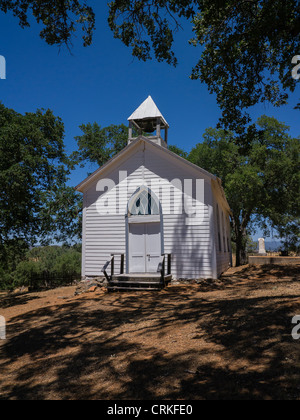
[76,97,232,280]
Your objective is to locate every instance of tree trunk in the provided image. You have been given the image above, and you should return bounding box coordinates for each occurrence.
[235,230,247,267]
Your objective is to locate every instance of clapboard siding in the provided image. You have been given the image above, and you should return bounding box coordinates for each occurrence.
[81,139,231,280]
[162,209,214,278]
[83,149,142,277]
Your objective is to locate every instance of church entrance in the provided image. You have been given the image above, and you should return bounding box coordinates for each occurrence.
[127,186,163,274]
[129,222,161,273]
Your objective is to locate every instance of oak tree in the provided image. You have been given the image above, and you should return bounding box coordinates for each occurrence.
[188,115,300,265]
[0,104,82,264]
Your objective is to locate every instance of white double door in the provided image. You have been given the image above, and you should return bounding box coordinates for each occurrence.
[129,223,161,273]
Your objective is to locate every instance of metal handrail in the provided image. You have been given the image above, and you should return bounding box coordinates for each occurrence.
[159,253,172,286]
[102,253,171,284]
[101,254,125,282]
[162,253,172,275]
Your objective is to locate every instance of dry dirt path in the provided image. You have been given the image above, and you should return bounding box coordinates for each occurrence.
[0,265,299,400]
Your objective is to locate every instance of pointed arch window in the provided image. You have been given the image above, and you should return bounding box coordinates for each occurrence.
[128,187,160,216]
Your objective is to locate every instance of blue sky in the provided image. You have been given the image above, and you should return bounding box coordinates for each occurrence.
[0,3,299,241]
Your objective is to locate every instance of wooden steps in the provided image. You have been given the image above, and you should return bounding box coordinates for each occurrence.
[107,274,172,292]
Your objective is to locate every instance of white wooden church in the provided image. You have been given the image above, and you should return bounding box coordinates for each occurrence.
[76,96,232,289]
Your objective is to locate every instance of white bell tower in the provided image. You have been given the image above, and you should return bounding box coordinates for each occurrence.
[128,96,169,148]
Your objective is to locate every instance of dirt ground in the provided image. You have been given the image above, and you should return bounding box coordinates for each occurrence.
[0,264,299,400]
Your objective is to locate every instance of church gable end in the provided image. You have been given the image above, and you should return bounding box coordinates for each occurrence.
[77,96,232,283]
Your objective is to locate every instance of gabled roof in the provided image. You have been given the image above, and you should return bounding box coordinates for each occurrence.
[76,136,213,191]
[75,136,231,213]
[128,96,169,128]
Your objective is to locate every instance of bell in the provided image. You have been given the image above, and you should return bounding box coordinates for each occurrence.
[128,96,169,144]
[139,119,155,134]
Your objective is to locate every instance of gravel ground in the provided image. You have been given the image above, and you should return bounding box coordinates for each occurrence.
[0,264,299,400]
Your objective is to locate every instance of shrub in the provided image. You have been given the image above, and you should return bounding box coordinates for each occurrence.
[54,250,81,279]
[0,245,82,290]
[13,260,43,289]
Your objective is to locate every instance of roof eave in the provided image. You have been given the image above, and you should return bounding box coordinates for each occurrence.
[75,137,231,215]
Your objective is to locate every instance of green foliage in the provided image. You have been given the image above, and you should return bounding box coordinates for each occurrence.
[54,250,82,277]
[0,239,29,271]
[191,0,300,130]
[11,246,82,290]
[71,123,129,168]
[0,103,82,288]
[1,2,298,130]
[168,145,188,159]
[246,237,258,254]
[231,236,258,255]
[0,103,82,249]
[0,0,95,48]
[188,115,300,265]
[108,0,198,66]
[263,133,300,253]
[2,1,298,131]
[108,1,300,130]
[71,122,191,169]
[0,266,12,290]
[14,259,43,289]
[276,216,300,254]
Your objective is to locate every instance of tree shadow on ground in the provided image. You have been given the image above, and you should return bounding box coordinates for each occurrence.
[223,264,300,282]
[0,293,40,309]
[0,271,300,400]
[196,264,300,293]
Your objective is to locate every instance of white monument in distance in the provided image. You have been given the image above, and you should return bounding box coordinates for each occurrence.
[258,238,267,256]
